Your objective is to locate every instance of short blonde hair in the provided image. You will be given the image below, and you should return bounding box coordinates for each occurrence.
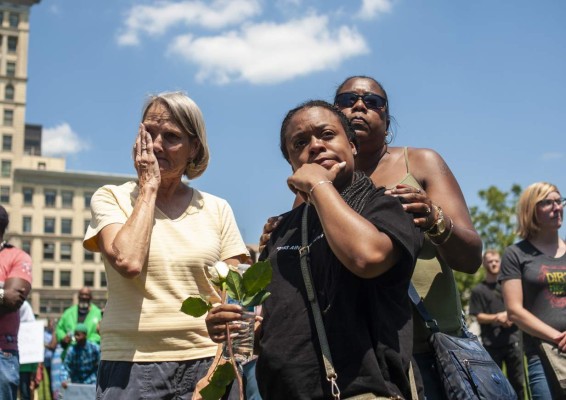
[516,182,560,239]
[142,92,210,180]
[482,248,500,263]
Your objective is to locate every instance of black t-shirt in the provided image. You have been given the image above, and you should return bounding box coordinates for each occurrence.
[469,281,520,348]
[257,188,423,399]
[499,240,566,354]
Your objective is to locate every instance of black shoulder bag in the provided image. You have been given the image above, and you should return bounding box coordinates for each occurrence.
[408,282,517,400]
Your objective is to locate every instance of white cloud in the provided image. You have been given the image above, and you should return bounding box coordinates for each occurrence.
[49,4,60,15]
[42,123,89,157]
[541,152,564,161]
[167,15,369,85]
[117,0,262,46]
[357,0,394,20]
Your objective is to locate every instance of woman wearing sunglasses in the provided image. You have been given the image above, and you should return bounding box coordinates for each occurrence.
[333,76,482,399]
[260,76,482,399]
[499,182,566,400]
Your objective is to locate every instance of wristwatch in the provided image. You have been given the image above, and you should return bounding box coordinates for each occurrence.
[0,288,4,305]
[426,205,447,237]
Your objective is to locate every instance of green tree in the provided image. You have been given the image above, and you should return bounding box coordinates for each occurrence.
[454,184,522,308]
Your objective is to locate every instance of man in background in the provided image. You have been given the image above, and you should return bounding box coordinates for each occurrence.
[470,249,525,399]
[0,205,33,400]
[55,287,102,351]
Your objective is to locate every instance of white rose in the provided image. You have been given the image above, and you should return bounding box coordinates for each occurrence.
[208,261,230,282]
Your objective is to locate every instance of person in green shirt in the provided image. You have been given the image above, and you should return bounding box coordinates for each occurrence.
[55,287,102,351]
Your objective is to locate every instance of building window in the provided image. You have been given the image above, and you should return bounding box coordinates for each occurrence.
[23,187,33,205]
[61,190,73,208]
[8,13,18,28]
[0,186,9,203]
[83,271,94,287]
[6,62,15,77]
[7,36,17,52]
[4,84,14,101]
[1,160,11,177]
[84,219,90,233]
[44,189,56,207]
[84,249,94,262]
[22,216,31,233]
[84,192,93,208]
[44,217,55,234]
[43,242,55,260]
[21,240,30,254]
[3,110,13,126]
[100,271,107,288]
[39,298,73,316]
[60,270,71,287]
[2,134,11,151]
[61,218,72,235]
[42,270,54,287]
[60,243,72,261]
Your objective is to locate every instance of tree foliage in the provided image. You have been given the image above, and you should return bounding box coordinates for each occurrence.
[454,184,522,308]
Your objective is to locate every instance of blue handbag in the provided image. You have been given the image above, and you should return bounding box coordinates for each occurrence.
[409,283,517,400]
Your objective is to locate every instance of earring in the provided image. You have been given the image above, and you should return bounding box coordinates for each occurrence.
[188,160,196,170]
[384,131,392,145]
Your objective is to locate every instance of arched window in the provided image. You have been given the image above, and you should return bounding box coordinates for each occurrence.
[5,84,14,101]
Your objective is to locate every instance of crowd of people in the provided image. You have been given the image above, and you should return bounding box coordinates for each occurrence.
[0,78,564,400]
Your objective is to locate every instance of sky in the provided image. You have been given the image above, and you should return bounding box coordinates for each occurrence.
[25,0,566,243]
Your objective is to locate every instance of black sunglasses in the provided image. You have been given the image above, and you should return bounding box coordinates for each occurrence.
[334,92,387,110]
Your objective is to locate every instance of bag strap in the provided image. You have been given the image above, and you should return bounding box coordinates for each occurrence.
[408,281,440,333]
[299,205,341,400]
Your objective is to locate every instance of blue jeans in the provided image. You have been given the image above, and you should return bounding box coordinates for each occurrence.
[527,354,552,400]
[242,359,262,400]
[0,350,19,400]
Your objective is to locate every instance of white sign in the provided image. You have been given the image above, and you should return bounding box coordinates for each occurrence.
[62,383,96,400]
[18,320,45,364]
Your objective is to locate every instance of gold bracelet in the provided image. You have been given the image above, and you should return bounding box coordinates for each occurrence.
[425,204,441,233]
[309,180,332,195]
[430,217,454,246]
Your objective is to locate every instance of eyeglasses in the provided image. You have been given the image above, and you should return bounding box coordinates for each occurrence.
[334,92,387,110]
[537,198,566,208]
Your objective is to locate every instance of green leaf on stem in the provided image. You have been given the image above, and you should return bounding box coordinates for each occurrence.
[180,296,212,317]
[241,289,271,308]
[199,383,226,400]
[242,260,272,295]
[200,362,236,400]
[225,270,245,302]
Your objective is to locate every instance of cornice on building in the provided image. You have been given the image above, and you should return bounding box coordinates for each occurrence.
[13,168,135,188]
[0,0,40,7]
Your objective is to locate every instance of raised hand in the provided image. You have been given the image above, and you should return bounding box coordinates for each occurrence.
[385,184,436,229]
[133,123,160,191]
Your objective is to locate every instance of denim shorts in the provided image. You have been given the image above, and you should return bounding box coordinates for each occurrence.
[96,357,214,400]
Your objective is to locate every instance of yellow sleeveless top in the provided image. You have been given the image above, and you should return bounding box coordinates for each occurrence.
[391,148,463,353]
